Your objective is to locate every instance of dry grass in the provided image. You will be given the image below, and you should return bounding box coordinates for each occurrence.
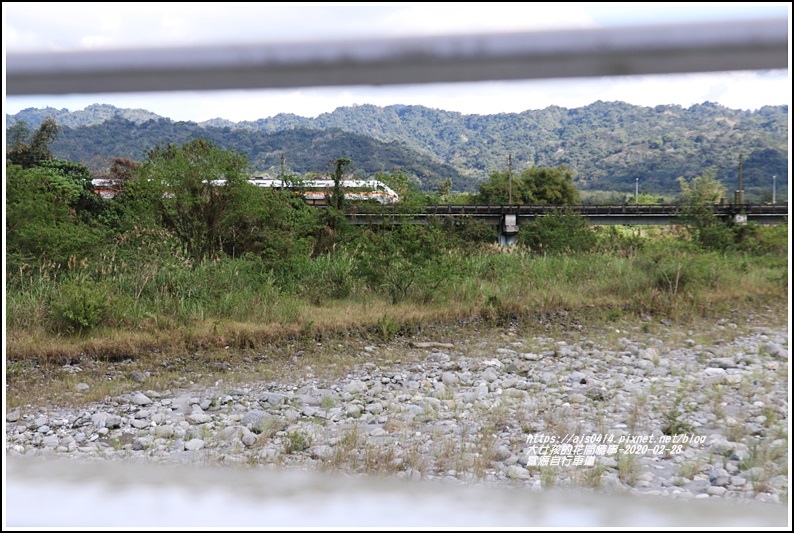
[617,451,641,486]
[5,294,788,412]
[577,464,608,489]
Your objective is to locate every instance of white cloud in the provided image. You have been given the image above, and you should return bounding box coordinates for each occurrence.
[5,2,788,51]
[3,2,596,52]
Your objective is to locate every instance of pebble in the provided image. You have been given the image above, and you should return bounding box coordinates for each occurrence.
[5,322,787,505]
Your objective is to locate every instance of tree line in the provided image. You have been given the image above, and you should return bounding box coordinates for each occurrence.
[7,119,583,267]
[6,120,786,338]
[8,100,788,200]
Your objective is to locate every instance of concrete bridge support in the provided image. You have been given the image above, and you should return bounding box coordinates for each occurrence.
[499,213,519,246]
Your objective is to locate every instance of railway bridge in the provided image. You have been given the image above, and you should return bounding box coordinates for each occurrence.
[342,203,789,245]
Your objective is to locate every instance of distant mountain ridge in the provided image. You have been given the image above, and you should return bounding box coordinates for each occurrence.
[7,103,163,129]
[6,102,788,197]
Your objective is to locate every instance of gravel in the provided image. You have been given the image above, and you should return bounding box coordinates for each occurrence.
[6,317,788,505]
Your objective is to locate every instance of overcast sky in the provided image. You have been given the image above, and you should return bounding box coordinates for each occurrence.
[3,2,791,123]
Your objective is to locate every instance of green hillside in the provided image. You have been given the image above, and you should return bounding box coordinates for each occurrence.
[6,101,788,198]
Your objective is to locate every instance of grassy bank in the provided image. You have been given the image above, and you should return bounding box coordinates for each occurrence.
[6,220,789,405]
[6,224,788,366]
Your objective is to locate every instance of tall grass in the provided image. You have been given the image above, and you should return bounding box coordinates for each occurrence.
[5,224,788,361]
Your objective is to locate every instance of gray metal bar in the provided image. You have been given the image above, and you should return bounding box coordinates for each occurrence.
[6,17,788,95]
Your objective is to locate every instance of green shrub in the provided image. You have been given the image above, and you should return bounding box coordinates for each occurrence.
[376,315,401,341]
[354,225,455,303]
[731,223,789,255]
[691,220,736,252]
[594,226,645,256]
[518,211,597,255]
[285,431,310,454]
[437,216,498,245]
[50,281,110,333]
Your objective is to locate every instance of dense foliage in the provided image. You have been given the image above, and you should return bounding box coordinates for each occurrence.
[5,136,788,346]
[477,165,580,205]
[8,101,788,199]
[37,117,473,193]
[6,117,61,168]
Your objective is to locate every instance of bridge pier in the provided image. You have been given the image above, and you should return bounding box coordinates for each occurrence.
[499,214,519,246]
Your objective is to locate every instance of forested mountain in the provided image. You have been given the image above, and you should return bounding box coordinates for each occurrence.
[7,103,162,129]
[6,101,788,197]
[44,118,473,192]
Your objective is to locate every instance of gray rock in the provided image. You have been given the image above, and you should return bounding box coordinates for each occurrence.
[131,419,151,430]
[708,358,737,369]
[709,468,730,486]
[154,425,175,438]
[131,392,153,406]
[91,413,122,429]
[259,392,286,406]
[242,430,258,448]
[568,393,587,404]
[344,380,368,394]
[492,445,512,462]
[441,372,459,387]
[366,402,384,415]
[185,438,205,451]
[506,465,530,480]
[586,387,608,401]
[684,479,710,493]
[187,413,212,425]
[242,410,285,435]
[482,367,499,383]
[4,321,786,510]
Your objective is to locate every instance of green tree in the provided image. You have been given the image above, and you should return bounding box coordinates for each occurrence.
[138,139,251,264]
[627,193,663,205]
[354,224,455,303]
[435,178,453,203]
[518,210,597,255]
[6,163,105,267]
[220,183,321,267]
[38,159,104,218]
[6,121,31,154]
[106,164,166,233]
[331,157,351,210]
[677,167,732,250]
[6,117,60,168]
[478,165,580,205]
[677,167,726,207]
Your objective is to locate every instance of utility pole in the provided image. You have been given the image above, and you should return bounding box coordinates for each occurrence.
[280,152,285,179]
[508,154,513,205]
[735,154,745,205]
[635,177,639,203]
[772,175,776,205]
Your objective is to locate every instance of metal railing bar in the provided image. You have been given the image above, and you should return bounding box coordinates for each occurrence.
[6,17,788,95]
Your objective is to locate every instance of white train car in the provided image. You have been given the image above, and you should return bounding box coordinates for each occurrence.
[91,178,122,199]
[92,177,400,205]
[249,177,399,205]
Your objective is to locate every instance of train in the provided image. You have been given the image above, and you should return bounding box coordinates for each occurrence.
[247,177,399,205]
[91,176,399,205]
